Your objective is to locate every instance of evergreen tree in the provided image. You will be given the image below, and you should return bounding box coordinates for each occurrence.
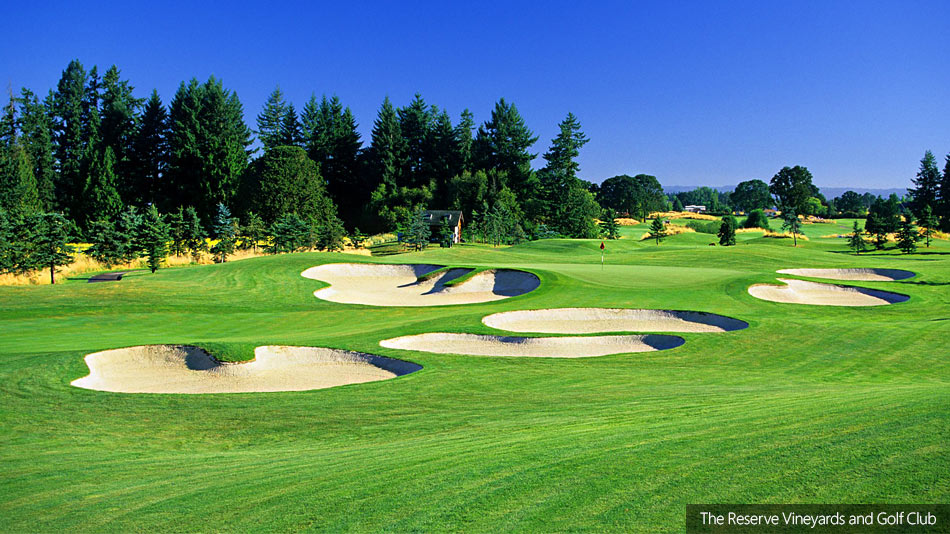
[454,108,475,174]
[428,108,461,206]
[26,212,75,284]
[239,211,267,252]
[909,150,941,219]
[85,218,125,266]
[648,216,668,245]
[115,206,144,265]
[182,206,207,262]
[314,213,346,252]
[302,95,362,225]
[257,86,289,151]
[128,90,168,207]
[279,103,302,147]
[0,209,17,273]
[0,96,41,217]
[366,96,405,189]
[268,213,309,253]
[718,215,737,246]
[896,217,919,254]
[672,197,684,212]
[50,60,89,215]
[167,206,186,256]
[847,220,867,254]
[472,98,538,201]
[398,94,433,189]
[166,77,252,217]
[940,154,950,231]
[556,186,601,238]
[238,146,336,225]
[139,205,170,272]
[17,89,56,211]
[209,203,237,262]
[781,211,804,246]
[539,112,590,225]
[406,206,431,250]
[920,204,936,248]
[599,208,620,239]
[100,65,142,204]
[81,146,123,227]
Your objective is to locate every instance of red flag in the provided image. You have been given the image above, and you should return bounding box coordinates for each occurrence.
[600,241,605,250]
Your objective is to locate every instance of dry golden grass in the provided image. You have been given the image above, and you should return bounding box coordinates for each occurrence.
[614,218,639,226]
[762,231,810,241]
[649,211,719,221]
[639,224,695,240]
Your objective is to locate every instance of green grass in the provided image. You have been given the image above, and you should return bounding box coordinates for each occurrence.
[1,230,948,532]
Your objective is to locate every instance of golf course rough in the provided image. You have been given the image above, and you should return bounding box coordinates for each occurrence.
[379,333,685,358]
[776,268,915,281]
[748,278,910,306]
[482,308,748,333]
[301,263,540,306]
[71,344,422,394]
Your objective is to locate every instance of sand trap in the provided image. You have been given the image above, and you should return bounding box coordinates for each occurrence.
[776,268,915,281]
[748,278,909,306]
[71,345,421,394]
[380,333,684,358]
[301,263,540,306]
[482,308,747,333]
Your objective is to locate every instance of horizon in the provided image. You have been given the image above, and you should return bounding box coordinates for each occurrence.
[2,1,948,189]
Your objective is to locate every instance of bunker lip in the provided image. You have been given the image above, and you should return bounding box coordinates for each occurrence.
[482,308,748,334]
[380,333,684,358]
[776,268,915,281]
[301,263,540,306]
[748,278,910,306]
[71,344,421,394]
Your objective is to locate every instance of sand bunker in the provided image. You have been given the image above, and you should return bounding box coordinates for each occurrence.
[482,308,747,333]
[380,333,684,358]
[71,345,421,394]
[301,263,539,306]
[776,268,915,281]
[748,278,909,306]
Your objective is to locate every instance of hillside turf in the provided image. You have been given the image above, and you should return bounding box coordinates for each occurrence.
[0,219,947,532]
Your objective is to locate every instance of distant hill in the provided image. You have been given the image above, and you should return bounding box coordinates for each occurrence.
[663,184,908,199]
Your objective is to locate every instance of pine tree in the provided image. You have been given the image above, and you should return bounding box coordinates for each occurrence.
[100,65,142,205]
[210,203,237,262]
[367,97,405,190]
[0,105,41,217]
[81,146,123,227]
[896,217,919,254]
[910,150,941,219]
[940,154,950,231]
[847,220,867,254]
[279,103,302,147]
[240,211,266,252]
[26,212,75,284]
[238,146,336,225]
[314,213,346,252]
[718,215,738,246]
[257,86,289,151]
[302,95,362,226]
[428,108,461,206]
[115,206,144,265]
[268,213,309,253]
[86,218,125,266]
[406,206,431,250]
[128,90,168,207]
[398,94,433,189]
[182,206,207,262]
[598,208,620,239]
[919,204,936,248]
[454,109,475,174]
[139,205,170,273]
[17,89,56,211]
[473,98,538,201]
[50,60,88,215]
[167,206,186,256]
[648,216,668,245]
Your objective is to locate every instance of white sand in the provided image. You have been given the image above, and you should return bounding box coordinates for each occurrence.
[482,308,747,333]
[71,345,421,394]
[301,263,540,306]
[776,268,914,281]
[380,333,684,358]
[748,278,909,306]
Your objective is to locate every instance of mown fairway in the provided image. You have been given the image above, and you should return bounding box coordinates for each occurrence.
[1,224,948,533]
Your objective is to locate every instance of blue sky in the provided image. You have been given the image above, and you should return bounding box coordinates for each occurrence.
[2,0,947,188]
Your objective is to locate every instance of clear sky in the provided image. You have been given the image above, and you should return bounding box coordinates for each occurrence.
[2,0,947,189]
